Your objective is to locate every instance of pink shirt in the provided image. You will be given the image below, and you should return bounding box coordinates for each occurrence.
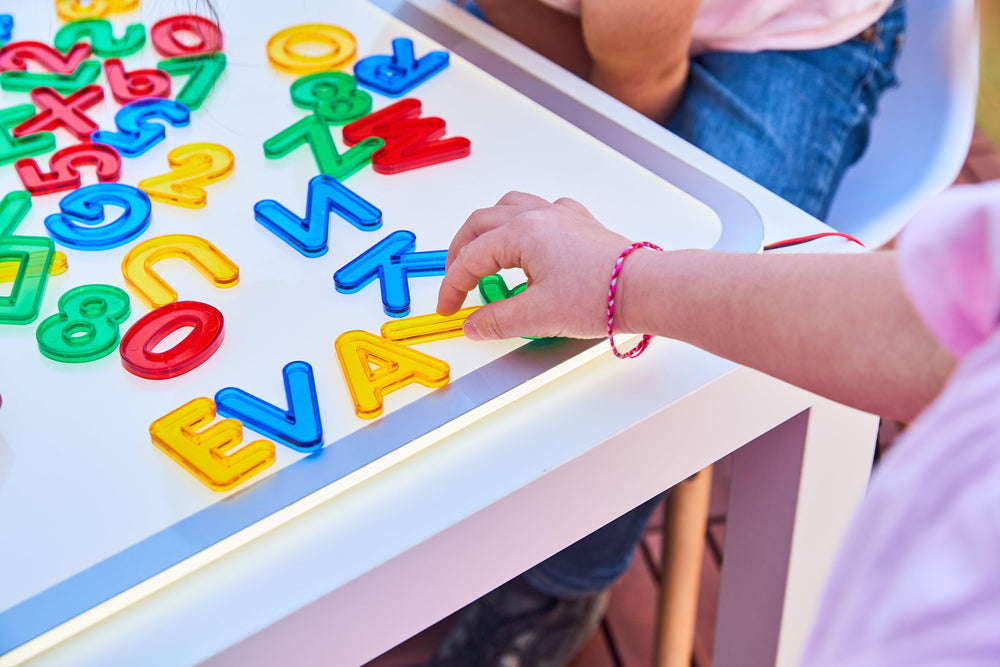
[801,182,1000,665]
[537,0,893,52]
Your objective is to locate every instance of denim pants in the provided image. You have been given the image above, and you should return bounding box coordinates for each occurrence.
[455,2,906,597]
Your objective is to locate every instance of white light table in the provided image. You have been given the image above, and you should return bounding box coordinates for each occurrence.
[12,1,879,666]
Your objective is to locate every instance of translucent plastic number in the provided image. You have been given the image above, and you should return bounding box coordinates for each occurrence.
[36,283,131,363]
[0,42,97,95]
[263,71,379,178]
[150,397,275,492]
[44,183,150,250]
[103,58,170,103]
[54,18,146,58]
[119,300,224,379]
[56,0,141,21]
[91,97,190,158]
[150,15,222,58]
[0,41,91,74]
[0,198,62,288]
[15,142,121,195]
[157,52,225,110]
[138,142,234,208]
[290,71,371,124]
[0,250,67,283]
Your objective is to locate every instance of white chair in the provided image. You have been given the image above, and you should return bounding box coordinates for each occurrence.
[656,3,980,666]
[824,0,980,248]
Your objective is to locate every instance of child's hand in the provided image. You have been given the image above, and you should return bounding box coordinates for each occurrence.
[437,191,643,341]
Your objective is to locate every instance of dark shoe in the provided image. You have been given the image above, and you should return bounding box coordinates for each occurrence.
[428,575,610,667]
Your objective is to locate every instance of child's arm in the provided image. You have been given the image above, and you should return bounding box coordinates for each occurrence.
[476,0,699,122]
[437,192,956,422]
[475,0,592,78]
[580,0,699,122]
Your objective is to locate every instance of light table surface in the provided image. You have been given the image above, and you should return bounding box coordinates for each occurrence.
[17,2,879,665]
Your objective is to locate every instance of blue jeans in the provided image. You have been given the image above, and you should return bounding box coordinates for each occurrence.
[457,1,906,597]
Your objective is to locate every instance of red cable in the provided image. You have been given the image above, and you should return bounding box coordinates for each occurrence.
[763,231,866,251]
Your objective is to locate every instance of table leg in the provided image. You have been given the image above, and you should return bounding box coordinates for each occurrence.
[713,400,878,667]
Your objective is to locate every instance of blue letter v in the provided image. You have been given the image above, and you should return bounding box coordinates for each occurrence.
[215,360,324,452]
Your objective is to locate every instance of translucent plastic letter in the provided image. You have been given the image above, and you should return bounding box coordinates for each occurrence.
[335,330,449,419]
[122,234,239,309]
[333,230,446,317]
[150,397,275,492]
[215,361,323,452]
[254,174,381,258]
[267,24,355,75]
[380,306,480,345]
[0,236,54,325]
[342,98,470,174]
[353,38,449,97]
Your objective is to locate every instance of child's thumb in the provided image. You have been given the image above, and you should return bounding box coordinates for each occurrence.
[463,295,533,341]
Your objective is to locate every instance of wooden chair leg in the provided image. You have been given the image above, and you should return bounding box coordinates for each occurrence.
[655,465,714,667]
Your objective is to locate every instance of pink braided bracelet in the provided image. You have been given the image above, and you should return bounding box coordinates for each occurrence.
[607,241,663,359]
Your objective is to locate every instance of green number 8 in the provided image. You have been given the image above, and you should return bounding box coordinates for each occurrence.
[36,284,131,363]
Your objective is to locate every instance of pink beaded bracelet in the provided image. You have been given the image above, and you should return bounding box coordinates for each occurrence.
[607,241,663,359]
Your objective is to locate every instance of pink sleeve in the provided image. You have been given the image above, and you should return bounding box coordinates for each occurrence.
[897,182,1000,359]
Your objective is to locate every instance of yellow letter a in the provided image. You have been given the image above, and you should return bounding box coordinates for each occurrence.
[335,330,450,419]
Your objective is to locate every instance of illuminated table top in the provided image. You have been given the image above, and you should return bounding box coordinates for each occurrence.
[1,1,878,666]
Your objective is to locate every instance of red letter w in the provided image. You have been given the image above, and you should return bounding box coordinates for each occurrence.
[342,98,470,174]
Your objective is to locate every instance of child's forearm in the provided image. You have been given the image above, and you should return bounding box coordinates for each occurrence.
[618,249,956,422]
[437,194,954,422]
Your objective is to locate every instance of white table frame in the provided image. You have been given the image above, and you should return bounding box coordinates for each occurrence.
[22,2,879,665]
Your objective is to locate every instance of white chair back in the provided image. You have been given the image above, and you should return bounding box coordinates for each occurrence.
[825,0,980,248]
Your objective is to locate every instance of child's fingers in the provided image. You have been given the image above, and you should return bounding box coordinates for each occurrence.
[446,193,552,269]
[463,290,545,340]
[446,205,521,270]
[495,191,551,208]
[552,197,592,216]
[437,227,523,315]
